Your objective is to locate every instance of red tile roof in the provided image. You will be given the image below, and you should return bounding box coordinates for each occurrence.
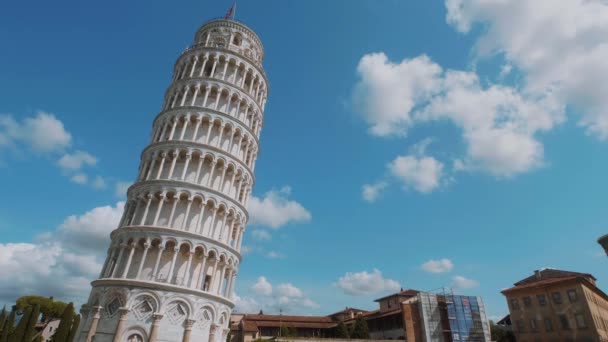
[374,289,419,302]
[514,269,595,286]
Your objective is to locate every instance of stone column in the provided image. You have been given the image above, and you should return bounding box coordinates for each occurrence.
[209,324,220,342]
[180,116,191,140]
[111,244,126,278]
[148,313,164,342]
[167,150,179,179]
[189,57,199,77]
[112,308,130,342]
[182,319,196,342]
[152,245,165,281]
[192,117,202,142]
[168,118,178,140]
[167,247,180,284]
[145,155,157,180]
[85,306,102,342]
[139,195,152,226]
[182,199,193,231]
[183,251,194,286]
[181,153,192,180]
[198,56,208,77]
[196,202,206,234]
[196,254,208,289]
[195,157,204,184]
[207,161,217,187]
[205,120,214,144]
[121,243,136,278]
[153,193,166,226]
[155,153,167,179]
[136,242,150,279]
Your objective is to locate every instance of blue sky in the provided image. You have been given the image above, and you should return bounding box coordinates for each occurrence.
[1,0,607,320]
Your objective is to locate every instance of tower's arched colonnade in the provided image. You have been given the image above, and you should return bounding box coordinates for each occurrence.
[77,18,267,342]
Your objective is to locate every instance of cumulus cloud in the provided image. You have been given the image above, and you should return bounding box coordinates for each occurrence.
[0,112,72,153]
[252,276,273,296]
[445,0,608,139]
[389,154,444,193]
[57,151,97,171]
[362,182,387,202]
[336,269,401,296]
[70,173,88,185]
[239,277,318,313]
[248,186,311,228]
[421,259,454,274]
[354,52,564,178]
[251,229,272,240]
[353,54,441,136]
[0,202,124,305]
[452,275,479,290]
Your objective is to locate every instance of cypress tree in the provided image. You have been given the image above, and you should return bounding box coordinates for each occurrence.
[9,305,32,342]
[0,307,16,342]
[67,315,80,342]
[52,303,74,342]
[23,304,40,342]
[351,316,370,339]
[336,321,350,339]
[0,306,7,332]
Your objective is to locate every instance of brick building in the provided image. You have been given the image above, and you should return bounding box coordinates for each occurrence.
[502,268,608,342]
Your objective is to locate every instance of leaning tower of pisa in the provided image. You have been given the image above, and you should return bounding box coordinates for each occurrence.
[77,18,267,342]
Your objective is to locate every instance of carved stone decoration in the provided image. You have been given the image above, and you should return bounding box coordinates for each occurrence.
[106,297,122,318]
[132,296,155,321]
[166,301,188,325]
[194,307,213,330]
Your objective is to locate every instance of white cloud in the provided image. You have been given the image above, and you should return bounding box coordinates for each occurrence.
[353,53,442,136]
[362,182,387,202]
[452,275,479,290]
[389,154,444,193]
[251,229,272,240]
[241,277,319,314]
[115,181,131,198]
[248,186,311,229]
[445,0,608,139]
[233,294,261,313]
[70,173,88,185]
[57,151,97,171]
[336,269,401,296]
[92,176,106,190]
[354,52,564,178]
[252,276,273,296]
[277,283,304,298]
[265,251,283,259]
[421,258,454,274]
[0,112,72,153]
[0,202,124,305]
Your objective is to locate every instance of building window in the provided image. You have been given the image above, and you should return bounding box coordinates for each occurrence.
[575,314,587,329]
[530,319,538,331]
[559,314,570,330]
[516,320,526,333]
[523,296,532,307]
[537,294,546,306]
[511,299,520,310]
[552,292,562,304]
[567,289,578,302]
[544,318,553,332]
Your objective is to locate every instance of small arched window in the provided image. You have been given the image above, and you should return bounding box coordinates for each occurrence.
[232,35,242,46]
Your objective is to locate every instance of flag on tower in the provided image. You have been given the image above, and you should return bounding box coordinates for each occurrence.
[225,2,236,20]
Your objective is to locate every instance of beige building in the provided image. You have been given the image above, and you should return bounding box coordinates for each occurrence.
[502,269,608,342]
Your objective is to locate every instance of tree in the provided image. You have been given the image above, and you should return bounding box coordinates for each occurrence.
[9,305,32,342]
[336,321,350,339]
[0,307,16,342]
[350,316,369,339]
[490,320,516,342]
[52,302,75,342]
[280,325,296,337]
[0,307,7,332]
[23,304,41,342]
[67,315,81,342]
[16,296,68,321]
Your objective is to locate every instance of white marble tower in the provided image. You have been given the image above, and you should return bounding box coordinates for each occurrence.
[77,17,267,342]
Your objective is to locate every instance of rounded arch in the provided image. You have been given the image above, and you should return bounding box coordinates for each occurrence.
[121,326,148,342]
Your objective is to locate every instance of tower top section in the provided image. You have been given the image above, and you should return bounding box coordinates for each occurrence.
[195,19,265,67]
